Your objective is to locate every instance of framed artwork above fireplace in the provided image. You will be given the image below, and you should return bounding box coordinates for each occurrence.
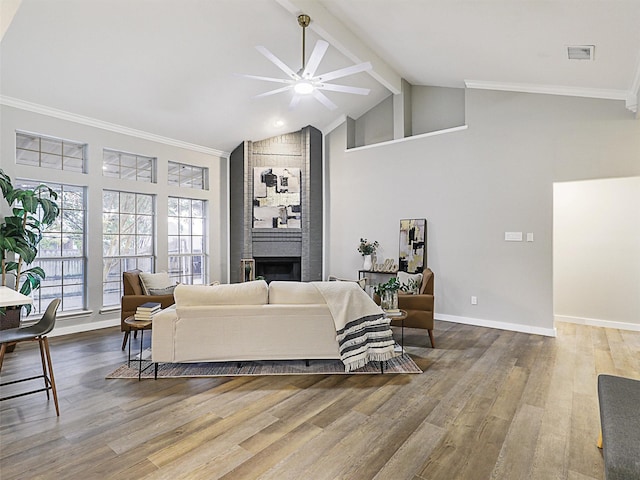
[253,167,301,229]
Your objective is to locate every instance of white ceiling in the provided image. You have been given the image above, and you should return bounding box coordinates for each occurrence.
[2,0,639,155]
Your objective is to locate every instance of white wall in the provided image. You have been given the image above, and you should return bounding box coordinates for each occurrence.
[325,89,640,336]
[412,86,465,135]
[554,176,640,329]
[0,105,228,335]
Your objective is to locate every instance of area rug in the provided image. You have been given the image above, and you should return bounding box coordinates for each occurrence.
[106,353,421,379]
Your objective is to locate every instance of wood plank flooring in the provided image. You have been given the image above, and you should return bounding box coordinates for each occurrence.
[1,320,638,480]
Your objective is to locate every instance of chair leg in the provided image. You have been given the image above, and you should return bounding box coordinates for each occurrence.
[121,330,130,351]
[0,343,6,372]
[428,329,435,348]
[38,338,50,399]
[42,337,59,416]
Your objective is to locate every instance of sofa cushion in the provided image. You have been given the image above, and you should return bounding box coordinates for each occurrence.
[174,280,268,306]
[139,271,172,295]
[269,281,326,305]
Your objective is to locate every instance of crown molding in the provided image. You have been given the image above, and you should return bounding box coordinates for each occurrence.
[0,96,230,157]
[464,80,637,113]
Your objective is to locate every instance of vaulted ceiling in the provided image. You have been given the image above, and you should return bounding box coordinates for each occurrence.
[2,0,639,155]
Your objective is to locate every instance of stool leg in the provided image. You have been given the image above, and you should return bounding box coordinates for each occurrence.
[0,343,6,371]
[42,337,60,416]
[597,431,603,449]
[38,338,50,399]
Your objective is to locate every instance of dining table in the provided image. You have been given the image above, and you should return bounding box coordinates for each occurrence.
[0,286,33,308]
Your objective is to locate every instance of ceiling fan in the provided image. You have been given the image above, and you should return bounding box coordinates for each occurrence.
[238,14,372,110]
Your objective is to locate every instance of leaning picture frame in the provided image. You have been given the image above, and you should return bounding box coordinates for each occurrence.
[399,219,427,273]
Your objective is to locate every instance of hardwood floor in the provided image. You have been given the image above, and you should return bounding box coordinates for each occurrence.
[1,320,638,479]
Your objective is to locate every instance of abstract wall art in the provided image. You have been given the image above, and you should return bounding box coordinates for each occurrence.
[399,218,427,273]
[253,167,301,228]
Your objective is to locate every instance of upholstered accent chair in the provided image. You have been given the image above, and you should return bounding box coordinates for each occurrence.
[121,270,175,350]
[375,268,435,347]
[398,268,435,347]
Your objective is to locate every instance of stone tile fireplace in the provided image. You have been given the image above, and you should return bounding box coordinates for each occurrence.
[229,126,322,283]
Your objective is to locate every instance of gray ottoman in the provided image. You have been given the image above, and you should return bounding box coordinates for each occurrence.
[598,374,640,480]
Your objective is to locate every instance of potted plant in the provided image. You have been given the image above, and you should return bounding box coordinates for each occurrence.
[0,169,60,325]
[374,276,401,312]
[357,238,379,271]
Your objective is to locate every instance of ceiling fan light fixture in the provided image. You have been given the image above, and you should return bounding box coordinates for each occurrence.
[294,80,314,95]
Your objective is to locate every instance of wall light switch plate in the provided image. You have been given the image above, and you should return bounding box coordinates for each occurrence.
[505,232,523,241]
[471,296,478,305]
[526,233,534,242]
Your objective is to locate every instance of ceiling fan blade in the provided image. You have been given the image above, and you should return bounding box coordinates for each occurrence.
[254,85,293,98]
[235,73,292,85]
[302,40,329,79]
[255,45,299,80]
[317,83,370,96]
[289,94,302,109]
[316,61,372,83]
[312,90,337,111]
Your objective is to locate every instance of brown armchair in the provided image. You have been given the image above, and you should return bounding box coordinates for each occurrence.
[121,270,175,350]
[375,268,435,348]
[397,268,435,347]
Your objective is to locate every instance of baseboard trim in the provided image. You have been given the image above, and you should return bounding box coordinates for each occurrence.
[51,318,120,338]
[554,315,640,332]
[436,313,557,337]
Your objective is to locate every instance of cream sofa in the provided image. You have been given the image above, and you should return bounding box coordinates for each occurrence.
[152,280,343,363]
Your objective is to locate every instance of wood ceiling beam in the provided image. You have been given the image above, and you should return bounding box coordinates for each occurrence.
[274,0,402,95]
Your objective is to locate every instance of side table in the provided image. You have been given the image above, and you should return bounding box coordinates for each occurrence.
[124,316,153,380]
[385,309,408,351]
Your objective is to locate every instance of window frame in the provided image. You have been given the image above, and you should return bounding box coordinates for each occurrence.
[102,190,156,307]
[16,130,87,173]
[168,196,207,285]
[15,180,87,316]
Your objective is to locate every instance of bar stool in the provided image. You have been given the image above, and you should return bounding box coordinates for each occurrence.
[0,298,61,416]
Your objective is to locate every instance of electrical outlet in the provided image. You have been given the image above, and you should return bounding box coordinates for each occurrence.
[471,296,478,305]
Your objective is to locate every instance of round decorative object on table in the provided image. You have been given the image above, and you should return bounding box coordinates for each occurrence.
[124,316,153,380]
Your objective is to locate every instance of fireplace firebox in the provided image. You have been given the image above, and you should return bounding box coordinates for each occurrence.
[255,257,301,283]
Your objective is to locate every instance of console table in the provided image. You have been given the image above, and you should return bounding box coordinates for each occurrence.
[358,270,397,296]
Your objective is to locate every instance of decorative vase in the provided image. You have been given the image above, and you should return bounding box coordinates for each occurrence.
[363,254,373,271]
[381,290,398,312]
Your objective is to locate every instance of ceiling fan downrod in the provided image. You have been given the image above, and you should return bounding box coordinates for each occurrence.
[298,14,311,71]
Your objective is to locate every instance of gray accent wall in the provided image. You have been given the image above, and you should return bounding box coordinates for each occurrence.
[325,89,640,334]
[229,126,323,283]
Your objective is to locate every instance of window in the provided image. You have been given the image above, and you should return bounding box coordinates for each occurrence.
[16,180,86,315]
[16,131,86,172]
[168,197,206,285]
[102,191,154,306]
[103,149,155,183]
[168,161,208,190]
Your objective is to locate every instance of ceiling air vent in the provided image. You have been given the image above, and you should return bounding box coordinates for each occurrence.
[567,45,595,61]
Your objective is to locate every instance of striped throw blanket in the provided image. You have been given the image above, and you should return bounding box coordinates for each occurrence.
[313,281,396,372]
